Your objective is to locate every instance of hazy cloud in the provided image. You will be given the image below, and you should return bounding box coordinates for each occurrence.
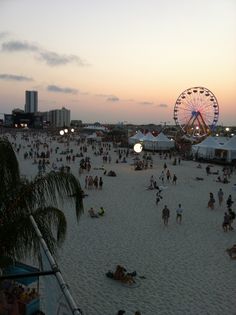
[39,51,86,66]
[2,40,38,52]
[1,39,87,67]
[0,31,9,40]
[95,93,120,102]
[95,93,111,98]
[107,96,119,102]
[139,101,153,106]
[158,103,168,108]
[0,73,33,81]
[47,85,78,94]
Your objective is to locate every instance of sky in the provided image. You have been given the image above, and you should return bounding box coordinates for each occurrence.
[0,0,235,125]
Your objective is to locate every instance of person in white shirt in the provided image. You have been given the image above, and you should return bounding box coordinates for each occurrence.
[176,204,183,224]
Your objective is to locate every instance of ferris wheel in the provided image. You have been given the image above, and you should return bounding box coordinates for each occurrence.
[173,87,219,138]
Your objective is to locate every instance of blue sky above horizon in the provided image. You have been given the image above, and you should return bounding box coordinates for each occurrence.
[0,0,235,125]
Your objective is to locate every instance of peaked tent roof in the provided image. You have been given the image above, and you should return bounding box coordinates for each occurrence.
[193,136,221,148]
[221,135,236,150]
[129,130,144,140]
[142,132,156,142]
[155,132,172,142]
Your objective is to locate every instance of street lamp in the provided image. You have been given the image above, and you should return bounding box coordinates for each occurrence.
[59,128,75,147]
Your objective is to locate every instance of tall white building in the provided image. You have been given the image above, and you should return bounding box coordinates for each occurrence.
[49,107,70,127]
[25,90,38,113]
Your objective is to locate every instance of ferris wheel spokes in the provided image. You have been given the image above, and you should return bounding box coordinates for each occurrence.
[174,87,219,138]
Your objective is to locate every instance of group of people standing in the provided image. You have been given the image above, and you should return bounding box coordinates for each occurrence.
[159,163,178,185]
[207,189,234,210]
[207,189,235,232]
[161,204,184,226]
[85,175,103,190]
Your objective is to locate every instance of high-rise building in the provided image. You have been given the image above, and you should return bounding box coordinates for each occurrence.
[25,90,38,113]
[49,107,70,127]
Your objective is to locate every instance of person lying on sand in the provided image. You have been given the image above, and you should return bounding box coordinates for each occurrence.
[108,265,136,284]
[88,207,99,218]
[216,176,230,184]
[98,206,105,216]
[226,244,236,259]
[195,177,204,181]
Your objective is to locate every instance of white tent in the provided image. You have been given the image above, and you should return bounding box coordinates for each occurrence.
[154,132,175,150]
[142,132,156,150]
[192,136,221,159]
[128,130,144,145]
[86,132,102,142]
[220,136,236,162]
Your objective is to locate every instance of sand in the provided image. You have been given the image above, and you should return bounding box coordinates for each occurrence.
[7,131,236,315]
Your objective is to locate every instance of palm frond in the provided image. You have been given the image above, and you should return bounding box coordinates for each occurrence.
[33,206,67,248]
[0,139,84,263]
[0,137,20,208]
[18,171,84,218]
[0,206,67,260]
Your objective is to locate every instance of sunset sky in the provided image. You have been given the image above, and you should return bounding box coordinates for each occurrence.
[0,0,235,125]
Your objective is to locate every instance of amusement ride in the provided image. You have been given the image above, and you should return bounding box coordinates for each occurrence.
[173,87,219,139]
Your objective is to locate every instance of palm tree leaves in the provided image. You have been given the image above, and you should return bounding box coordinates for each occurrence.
[0,137,84,263]
[0,137,20,208]
[34,207,67,251]
[9,171,84,219]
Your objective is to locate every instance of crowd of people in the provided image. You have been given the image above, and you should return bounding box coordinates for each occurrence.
[2,130,236,315]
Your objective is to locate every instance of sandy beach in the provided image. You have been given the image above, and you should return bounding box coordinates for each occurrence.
[9,132,236,315]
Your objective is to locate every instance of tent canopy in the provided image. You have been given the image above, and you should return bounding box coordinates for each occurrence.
[193,136,222,148]
[128,130,144,144]
[192,136,222,159]
[3,262,39,286]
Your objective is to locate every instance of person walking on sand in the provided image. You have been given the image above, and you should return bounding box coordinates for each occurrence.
[208,192,215,209]
[228,208,235,230]
[176,204,184,224]
[156,191,162,206]
[162,205,170,226]
[159,171,165,184]
[166,169,171,182]
[99,176,103,189]
[222,212,230,232]
[172,174,177,185]
[150,175,154,188]
[226,194,234,209]
[218,188,224,206]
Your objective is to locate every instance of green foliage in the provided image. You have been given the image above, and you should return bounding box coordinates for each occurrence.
[0,137,83,262]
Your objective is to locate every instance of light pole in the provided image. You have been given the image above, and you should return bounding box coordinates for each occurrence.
[59,128,75,147]
[225,127,230,137]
